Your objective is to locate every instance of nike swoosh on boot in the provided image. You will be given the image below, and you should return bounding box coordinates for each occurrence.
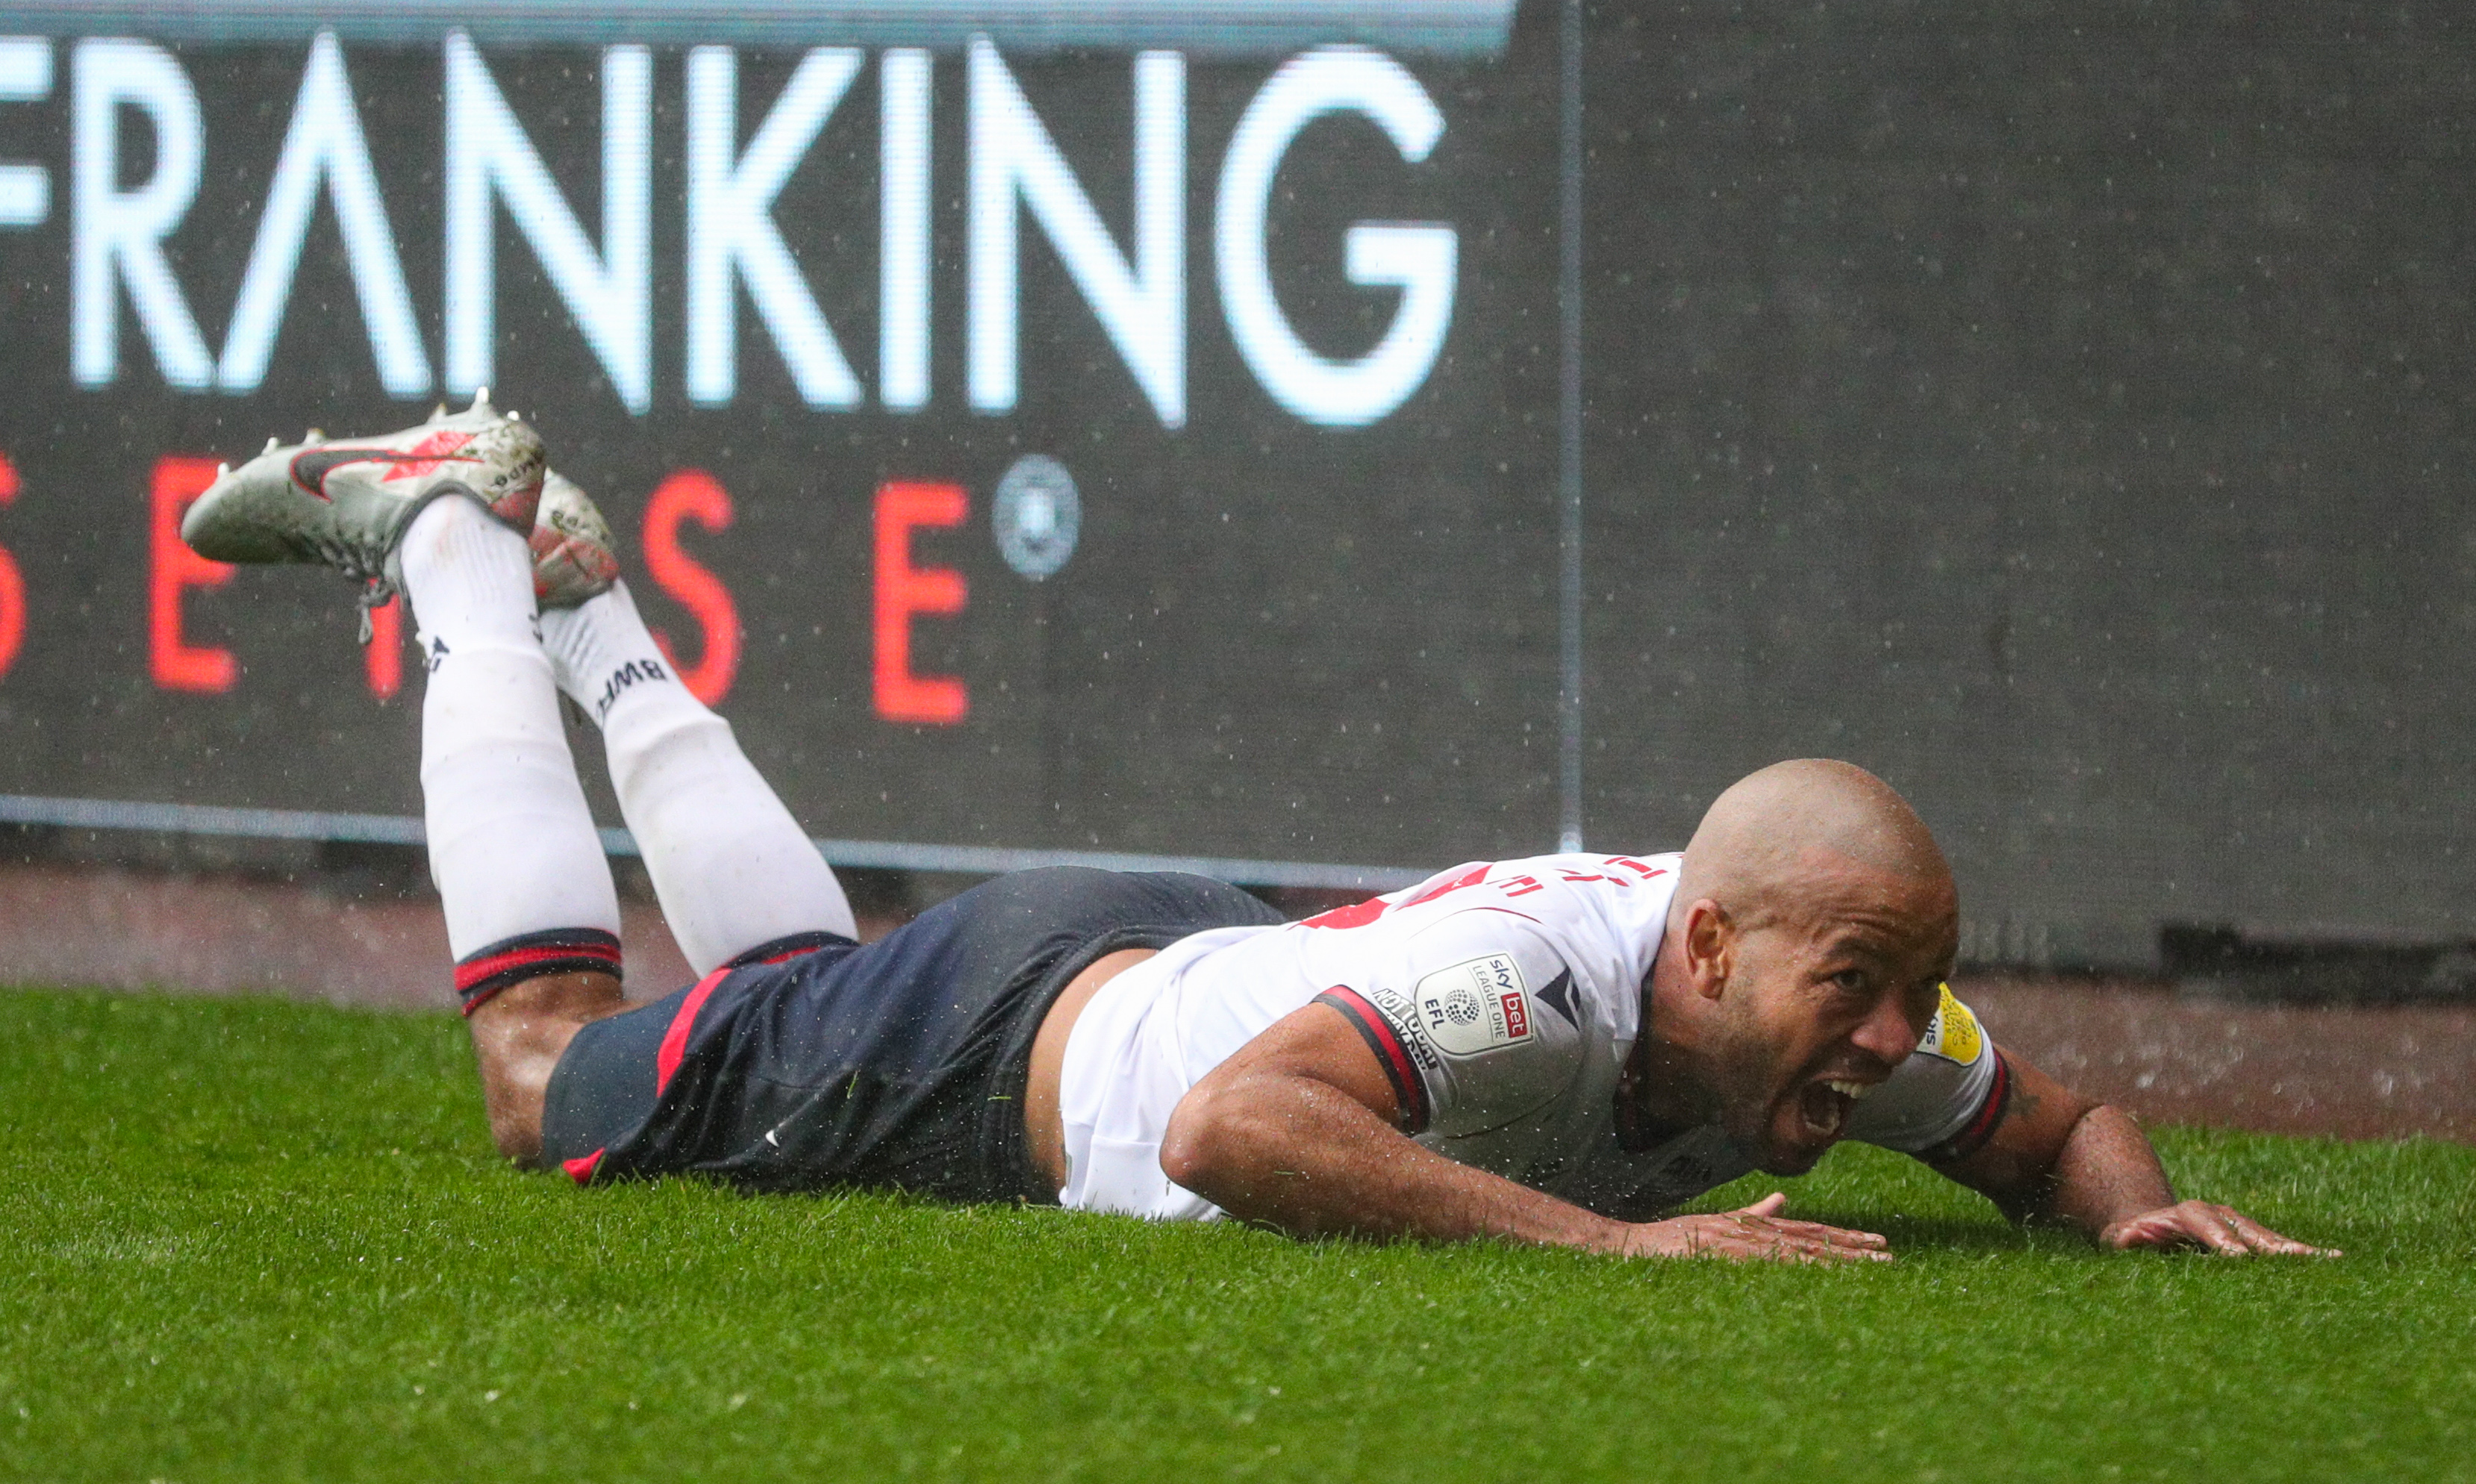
[288,444,478,501]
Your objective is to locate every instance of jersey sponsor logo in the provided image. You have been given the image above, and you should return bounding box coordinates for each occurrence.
[1916,983,1984,1064]
[1414,953,1532,1056]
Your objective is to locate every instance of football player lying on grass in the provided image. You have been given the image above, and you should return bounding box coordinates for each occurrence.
[181,396,2336,1265]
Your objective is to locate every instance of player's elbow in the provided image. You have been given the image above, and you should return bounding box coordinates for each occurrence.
[1161,1076,1310,1200]
[1159,1084,1243,1195]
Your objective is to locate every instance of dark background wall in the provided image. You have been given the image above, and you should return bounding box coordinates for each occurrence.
[0,2,2467,968]
[1580,1,2476,965]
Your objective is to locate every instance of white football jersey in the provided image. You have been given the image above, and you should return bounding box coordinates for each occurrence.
[1055,852,2001,1221]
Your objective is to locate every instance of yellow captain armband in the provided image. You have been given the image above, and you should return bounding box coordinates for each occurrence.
[1916,983,1984,1064]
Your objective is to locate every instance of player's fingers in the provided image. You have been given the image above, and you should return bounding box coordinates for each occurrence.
[1677,1215,1887,1264]
[2104,1214,2196,1251]
[1775,1235,1890,1265]
[1745,1224,1890,1256]
[2136,1206,2244,1256]
[2224,1210,2341,1257]
[1732,1193,1790,1219]
[1733,1214,1881,1248]
[1752,1217,1890,1249]
[1721,1229,1889,1265]
[2201,1205,2312,1256]
[2183,1207,2254,1256]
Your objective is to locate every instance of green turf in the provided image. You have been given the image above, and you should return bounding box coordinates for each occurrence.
[1,988,2469,1483]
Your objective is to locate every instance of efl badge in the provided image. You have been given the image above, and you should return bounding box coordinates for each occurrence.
[1413,953,1533,1056]
[1918,983,1985,1064]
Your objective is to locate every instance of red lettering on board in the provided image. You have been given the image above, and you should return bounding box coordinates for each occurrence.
[873,481,968,725]
[643,470,740,706]
[0,453,23,680]
[148,456,237,693]
[364,593,402,699]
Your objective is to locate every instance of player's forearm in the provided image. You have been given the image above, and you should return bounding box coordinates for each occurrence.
[2036,1104,2177,1238]
[1160,1073,1624,1250]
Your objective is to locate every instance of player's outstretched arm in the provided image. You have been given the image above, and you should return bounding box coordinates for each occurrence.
[1927,1048,2339,1256]
[1161,1004,1890,1264]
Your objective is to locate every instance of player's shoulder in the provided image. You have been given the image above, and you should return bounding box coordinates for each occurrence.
[1319,919,1601,1137]
[1846,984,2000,1153]
[1912,983,1989,1066]
[1290,852,1677,1011]
[1407,856,1677,1027]
[1403,851,1679,922]
[1405,852,1678,956]
[1294,852,1678,930]
[1462,849,1681,885]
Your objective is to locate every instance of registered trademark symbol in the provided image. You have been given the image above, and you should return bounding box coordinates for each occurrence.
[992,454,1080,582]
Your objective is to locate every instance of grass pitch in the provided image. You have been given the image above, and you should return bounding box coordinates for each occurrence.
[1,988,2471,1483]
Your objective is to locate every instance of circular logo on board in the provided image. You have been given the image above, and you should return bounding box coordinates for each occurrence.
[1443,985,1484,1026]
[992,454,1081,581]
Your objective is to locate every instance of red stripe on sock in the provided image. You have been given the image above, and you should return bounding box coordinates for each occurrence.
[454,940,621,994]
[654,969,729,1097]
[562,1148,605,1185]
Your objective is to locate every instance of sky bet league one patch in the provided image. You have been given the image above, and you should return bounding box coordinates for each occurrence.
[1414,955,1533,1056]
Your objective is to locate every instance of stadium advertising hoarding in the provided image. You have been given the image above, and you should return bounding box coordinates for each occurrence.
[0,0,1553,887]
[0,1,2470,966]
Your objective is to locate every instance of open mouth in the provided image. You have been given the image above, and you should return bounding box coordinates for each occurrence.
[1795,1077,1871,1140]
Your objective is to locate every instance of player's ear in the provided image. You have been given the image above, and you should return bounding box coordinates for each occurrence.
[1681,897,1733,1000]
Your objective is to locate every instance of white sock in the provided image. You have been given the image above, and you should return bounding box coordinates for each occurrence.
[539,579,854,973]
[400,498,623,1006]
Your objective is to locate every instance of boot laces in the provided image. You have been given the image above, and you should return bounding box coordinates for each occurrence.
[303,534,398,645]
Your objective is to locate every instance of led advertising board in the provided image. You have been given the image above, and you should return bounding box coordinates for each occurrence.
[1,2,2472,964]
[0,3,1548,888]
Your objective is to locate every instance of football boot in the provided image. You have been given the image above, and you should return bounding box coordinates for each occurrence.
[529,470,621,610]
[179,390,547,640]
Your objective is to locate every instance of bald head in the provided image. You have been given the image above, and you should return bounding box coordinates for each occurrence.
[1677,759,1952,932]
[1647,761,1959,1171]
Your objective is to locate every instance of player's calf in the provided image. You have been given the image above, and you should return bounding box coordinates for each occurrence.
[464,969,630,1167]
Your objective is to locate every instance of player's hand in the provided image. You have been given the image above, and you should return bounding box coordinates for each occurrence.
[1621,1192,1892,1265]
[2099,1200,2340,1257]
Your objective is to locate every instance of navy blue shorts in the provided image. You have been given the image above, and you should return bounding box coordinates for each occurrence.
[539,867,1282,1203]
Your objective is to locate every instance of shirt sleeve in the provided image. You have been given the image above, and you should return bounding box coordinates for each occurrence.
[1844,985,2009,1158]
[1310,910,1586,1138]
